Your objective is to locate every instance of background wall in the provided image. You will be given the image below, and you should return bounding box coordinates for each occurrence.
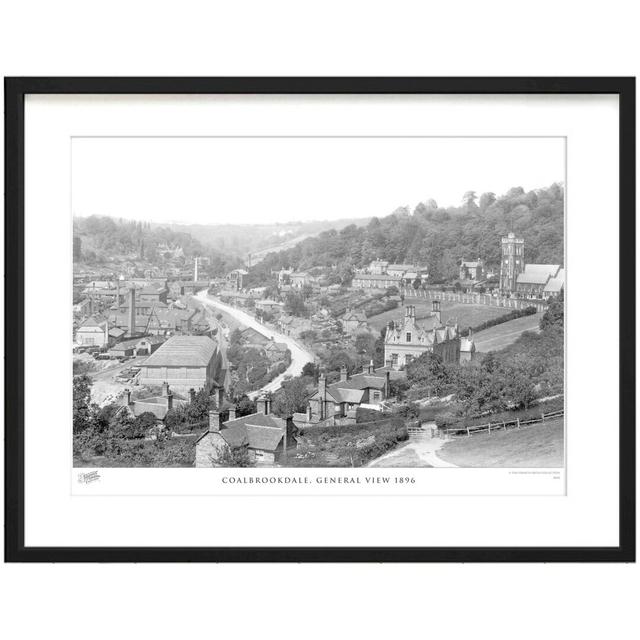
[1,2,637,640]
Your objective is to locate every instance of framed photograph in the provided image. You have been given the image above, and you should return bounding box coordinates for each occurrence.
[4,77,635,562]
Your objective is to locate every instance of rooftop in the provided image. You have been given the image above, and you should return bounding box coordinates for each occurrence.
[142,335,217,368]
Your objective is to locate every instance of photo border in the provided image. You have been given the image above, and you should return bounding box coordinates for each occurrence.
[4,77,635,562]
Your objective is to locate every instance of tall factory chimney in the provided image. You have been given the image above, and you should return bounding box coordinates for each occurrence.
[128,287,136,337]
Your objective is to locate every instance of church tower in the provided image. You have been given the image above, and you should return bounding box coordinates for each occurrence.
[499,232,524,292]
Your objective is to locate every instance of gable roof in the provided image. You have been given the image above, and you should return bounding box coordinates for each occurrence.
[80,315,107,329]
[197,411,294,451]
[517,264,561,285]
[543,268,565,293]
[142,335,217,368]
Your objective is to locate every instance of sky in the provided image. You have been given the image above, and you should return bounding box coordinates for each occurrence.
[72,137,565,226]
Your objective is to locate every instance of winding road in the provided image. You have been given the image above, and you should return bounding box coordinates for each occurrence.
[195,291,315,399]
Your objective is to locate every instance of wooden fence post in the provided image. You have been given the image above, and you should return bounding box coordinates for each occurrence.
[466,427,470,437]
[516,418,520,429]
[542,412,545,423]
[488,422,491,434]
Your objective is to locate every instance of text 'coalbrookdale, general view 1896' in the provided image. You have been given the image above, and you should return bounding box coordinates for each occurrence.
[73,176,565,470]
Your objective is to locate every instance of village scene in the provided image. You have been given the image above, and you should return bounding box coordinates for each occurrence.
[73,184,565,469]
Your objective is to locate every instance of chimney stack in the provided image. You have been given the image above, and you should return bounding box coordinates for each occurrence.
[124,388,132,405]
[318,374,327,399]
[432,299,441,323]
[257,394,271,415]
[167,390,173,411]
[189,388,196,404]
[340,365,348,382]
[194,257,198,283]
[216,386,224,408]
[228,405,237,421]
[162,382,170,397]
[209,409,222,432]
[128,287,136,336]
[368,359,375,374]
[385,358,393,369]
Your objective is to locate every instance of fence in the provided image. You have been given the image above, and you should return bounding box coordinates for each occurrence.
[443,409,564,438]
[401,287,547,313]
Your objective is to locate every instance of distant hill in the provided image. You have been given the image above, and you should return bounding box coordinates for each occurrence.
[160,217,373,264]
[246,183,564,284]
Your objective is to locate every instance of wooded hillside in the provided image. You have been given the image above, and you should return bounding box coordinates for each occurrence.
[247,183,564,284]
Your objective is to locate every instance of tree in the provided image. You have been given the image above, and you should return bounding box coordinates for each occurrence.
[301,362,318,380]
[539,290,564,331]
[73,375,95,434]
[462,190,478,210]
[479,192,496,211]
[73,236,82,261]
[235,395,256,417]
[272,377,311,417]
[412,276,421,289]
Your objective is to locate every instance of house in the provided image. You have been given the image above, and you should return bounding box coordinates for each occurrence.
[237,326,270,347]
[255,299,283,312]
[351,273,402,289]
[108,326,126,342]
[459,259,484,281]
[227,269,248,290]
[264,340,289,362]
[75,315,110,348]
[275,268,294,285]
[369,259,389,275]
[137,283,168,304]
[135,335,166,356]
[306,363,390,423]
[195,394,298,466]
[342,308,368,335]
[289,271,310,288]
[387,264,417,278]
[119,383,189,422]
[384,303,469,370]
[516,264,561,298]
[137,335,221,395]
[459,330,477,364]
[107,338,139,358]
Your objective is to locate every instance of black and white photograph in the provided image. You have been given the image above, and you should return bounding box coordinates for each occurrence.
[71,136,565,472]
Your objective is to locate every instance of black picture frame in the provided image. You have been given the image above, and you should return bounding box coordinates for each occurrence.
[4,77,635,563]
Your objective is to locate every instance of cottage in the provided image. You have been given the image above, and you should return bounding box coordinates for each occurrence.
[342,308,368,335]
[137,335,221,395]
[120,383,188,421]
[306,363,390,423]
[195,395,298,466]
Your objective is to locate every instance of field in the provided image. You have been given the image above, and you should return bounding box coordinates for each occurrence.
[367,298,511,332]
[473,312,541,352]
[436,419,564,467]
